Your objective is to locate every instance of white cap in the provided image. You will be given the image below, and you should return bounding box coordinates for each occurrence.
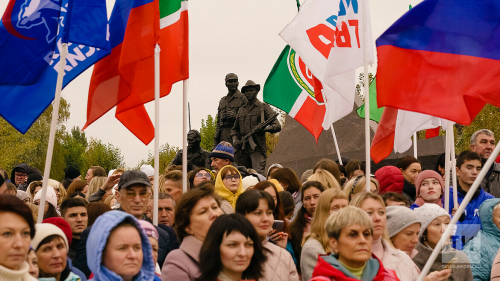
[242,176,259,190]
[140,165,155,177]
[33,186,58,209]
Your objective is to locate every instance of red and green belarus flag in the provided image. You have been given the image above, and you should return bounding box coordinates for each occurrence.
[264,45,326,141]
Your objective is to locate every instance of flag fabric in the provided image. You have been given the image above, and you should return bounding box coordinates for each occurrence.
[83,0,188,144]
[0,0,109,133]
[280,0,374,129]
[264,45,326,141]
[371,107,449,163]
[376,0,500,126]
[356,77,384,122]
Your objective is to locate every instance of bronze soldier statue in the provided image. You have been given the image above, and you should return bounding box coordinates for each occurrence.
[213,73,247,150]
[171,130,210,171]
[231,80,281,174]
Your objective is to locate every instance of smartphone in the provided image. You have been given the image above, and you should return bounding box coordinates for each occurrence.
[445,258,458,269]
[272,220,284,232]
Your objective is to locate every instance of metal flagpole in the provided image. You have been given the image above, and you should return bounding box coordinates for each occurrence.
[450,122,458,207]
[153,44,161,226]
[444,122,452,212]
[417,140,500,280]
[330,125,343,166]
[362,2,371,190]
[413,132,418,158]
[38,43,69,223]
[182,80,189,193]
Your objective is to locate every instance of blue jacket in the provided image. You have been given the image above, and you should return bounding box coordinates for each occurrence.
[447,185,494,250]
[86,211,156,281]
[463,198,500,281]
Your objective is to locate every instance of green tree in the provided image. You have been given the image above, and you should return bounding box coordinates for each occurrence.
[61,126,88,174]
[455,104,500,154]
[200,114,217,151]
[265,107,286,155]
[0,98,70,180]
[84,138,125,173]
[134,143,179,174]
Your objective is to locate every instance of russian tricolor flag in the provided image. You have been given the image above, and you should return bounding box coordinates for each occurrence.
[375,0,500,126]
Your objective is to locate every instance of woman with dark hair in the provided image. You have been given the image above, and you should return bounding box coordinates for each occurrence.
[397,156,422,204]
[162,186,223,281]
[433,153,446,179]
[65,180,88,200]
[188,168,214,189]
[270,168,302,215]
[86,202,111,226]
[197,214,267,281]
[86,211,156,281]
[0,195,37,281]
[313,158,341,185]
[345,160,365,180]
[235,190,299,281]
[288,181,325,272]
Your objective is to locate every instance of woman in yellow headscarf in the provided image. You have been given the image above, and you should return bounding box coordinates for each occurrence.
[215,165,244,214]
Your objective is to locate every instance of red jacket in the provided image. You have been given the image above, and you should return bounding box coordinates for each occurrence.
[309,254,400,281]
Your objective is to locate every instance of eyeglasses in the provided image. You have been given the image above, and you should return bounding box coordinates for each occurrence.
[15,173,27,178]
[224,175,239,181]
[125,190,149,199]
[196,172,210,179]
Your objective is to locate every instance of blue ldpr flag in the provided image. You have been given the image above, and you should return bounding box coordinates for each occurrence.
[0,0,111,133]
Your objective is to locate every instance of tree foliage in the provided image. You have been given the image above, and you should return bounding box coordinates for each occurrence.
[455,104,500,154]
[83,138,125,174]
[200,114,217,151]
[134,143,179,173]
[0,98,127,181]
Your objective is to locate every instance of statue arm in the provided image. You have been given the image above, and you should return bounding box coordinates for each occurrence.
[263,106,282,133]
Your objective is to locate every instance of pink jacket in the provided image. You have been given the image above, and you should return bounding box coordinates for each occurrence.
[161,235,202,281]
[378,239,421,281]
[262,239,299,281]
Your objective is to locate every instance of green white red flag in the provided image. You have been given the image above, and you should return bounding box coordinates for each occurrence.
[264,45,327,141]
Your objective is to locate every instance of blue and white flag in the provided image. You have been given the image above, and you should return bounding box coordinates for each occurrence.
[0,0,110,133]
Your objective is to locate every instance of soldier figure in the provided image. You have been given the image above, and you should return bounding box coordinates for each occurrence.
[214,73,247,150]
[171,130,210,171]
[231,80,281,174]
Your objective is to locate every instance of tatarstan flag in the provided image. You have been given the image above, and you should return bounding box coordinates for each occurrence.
[84,0,188,144]
[264,45,326,141]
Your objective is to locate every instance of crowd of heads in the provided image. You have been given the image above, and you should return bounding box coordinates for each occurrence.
[0,128,500,281]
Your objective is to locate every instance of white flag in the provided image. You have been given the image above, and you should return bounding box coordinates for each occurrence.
[280,0,374,127]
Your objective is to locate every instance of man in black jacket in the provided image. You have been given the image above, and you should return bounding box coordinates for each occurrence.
[74,170,179,277]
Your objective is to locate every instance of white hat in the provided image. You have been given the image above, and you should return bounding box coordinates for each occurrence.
[140,165,155,177]
[33,186,58,209]
[31,223,68,251]
[414,203,450,238]
[242,176,259,190]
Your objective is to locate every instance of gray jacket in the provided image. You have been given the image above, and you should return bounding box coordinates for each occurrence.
[300,238,326,281]
[481,163,500,198]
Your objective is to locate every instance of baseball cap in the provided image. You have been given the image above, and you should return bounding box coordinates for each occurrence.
[118,170,151,191]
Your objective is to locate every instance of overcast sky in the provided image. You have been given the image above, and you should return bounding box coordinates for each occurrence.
[0,0,421,167]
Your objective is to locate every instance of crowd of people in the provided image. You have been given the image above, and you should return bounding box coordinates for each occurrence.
[0,128,499,281]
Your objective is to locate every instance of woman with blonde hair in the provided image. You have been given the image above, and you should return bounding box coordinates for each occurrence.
[48,179,65,206]
[300,189,348,281]
[85,176,107,201]
[344,176,379,201]
[307,169,340,190]
[350,192,451,281]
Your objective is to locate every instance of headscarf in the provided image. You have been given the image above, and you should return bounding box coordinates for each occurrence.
[215,166,244,209]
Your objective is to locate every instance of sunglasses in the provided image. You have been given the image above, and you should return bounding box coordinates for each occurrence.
[224,175,239,181]
[196,172,210,179]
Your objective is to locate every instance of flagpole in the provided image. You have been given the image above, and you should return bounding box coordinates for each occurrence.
[417,139,500,281]
[153,44,161,226]
[182,80,189,193]
[362,0,371,190]
[444,122,451,212]
[450,122,458,207]
[330,125,343,166]
[38,43,68,224]
[413,132,418,159]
